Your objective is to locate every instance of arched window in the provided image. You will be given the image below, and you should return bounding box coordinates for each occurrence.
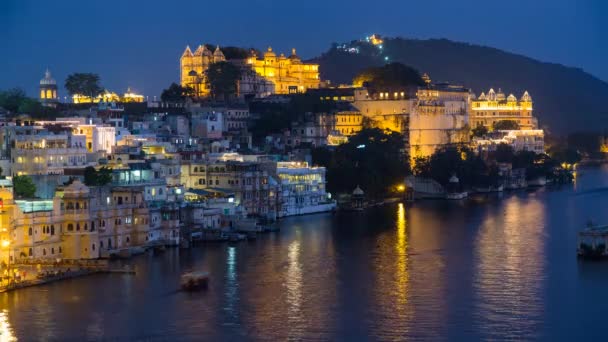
[108,239,112,248]
[28,248,33,256]
[92,244,96,251]
[84,223,88,231]
[102,220,106,227]
[59,246,62,253]
[76,202,80,209]
[76,223,80,231]
[91,221,95,231]
[43,248,46,256]
[194,167,198,172]
[67,223,73,231]
[51,225,55,235]
[51,247,55,254]
[28,227,32,236]
[126,236,130,244]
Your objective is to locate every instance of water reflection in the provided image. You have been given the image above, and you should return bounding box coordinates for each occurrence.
[286,239,303,340]
[474,195,546,339]
[0,310,16,342]
[224,246,239,323]
[371,203,414,339]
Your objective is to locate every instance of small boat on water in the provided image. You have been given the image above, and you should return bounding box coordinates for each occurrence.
[578,222,608,259]
[446,192,468,200]
[180,271,210,291]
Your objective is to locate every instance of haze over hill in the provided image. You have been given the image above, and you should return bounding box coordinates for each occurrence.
[310,37,608,134]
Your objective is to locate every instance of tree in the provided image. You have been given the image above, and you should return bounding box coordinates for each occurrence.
[471,124,488,138]
[0,88,27,113]
[312,128,409,198]
[160,83,195,103]
[492,143,515,163]
[493,120,520,131]
[352,62,425,93]
[84,166,113,186]
[64,73,103,100]
[205,61,241,101]
[13,175,36,198]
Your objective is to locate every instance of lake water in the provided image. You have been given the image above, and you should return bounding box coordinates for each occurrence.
[2,166,608,341]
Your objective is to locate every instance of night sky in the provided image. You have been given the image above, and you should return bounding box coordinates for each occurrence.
[1,0,606,99]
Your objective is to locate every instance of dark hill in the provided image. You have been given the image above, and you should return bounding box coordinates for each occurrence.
[309,37,608,134]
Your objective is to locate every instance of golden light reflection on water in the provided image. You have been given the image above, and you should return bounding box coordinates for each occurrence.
[371,203,414,338]
[286,239,303,338]
[475,196,546,339]
[0,310,16,342]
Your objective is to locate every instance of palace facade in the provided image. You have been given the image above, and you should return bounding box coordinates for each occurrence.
[470,88,536,130]
[180,45,320,97]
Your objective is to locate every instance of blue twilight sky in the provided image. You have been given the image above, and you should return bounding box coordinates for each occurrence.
[0,0,606,98]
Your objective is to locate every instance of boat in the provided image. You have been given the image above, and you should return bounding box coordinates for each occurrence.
[246,232,257,240]
[180,271,210,291]
[446,192,468,200]
[228,232,246,242]
[578,223,608,259]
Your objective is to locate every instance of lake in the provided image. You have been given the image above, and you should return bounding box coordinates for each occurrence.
[2,166,608,341]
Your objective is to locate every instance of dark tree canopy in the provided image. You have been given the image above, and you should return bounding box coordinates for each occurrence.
[0,88,27,112]
[161,83,195,103]
[471,124,489,138]
[13,175,36,198]
[492,120,520,131]
[353,62,425,94]
[64,73,103,99]
[84,166,113,186]
[312,128,408,198]
[205,62,241,101]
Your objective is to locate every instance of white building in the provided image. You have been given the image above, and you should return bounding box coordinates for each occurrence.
[409,83,471,162]
[276,161,336,217]
[473,130,545,155]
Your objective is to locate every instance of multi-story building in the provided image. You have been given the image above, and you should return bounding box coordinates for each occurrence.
[10,131,88,176]
[7,180,162,261]
[181,155,278,218]
[352,88,413,133]
[180,45,227,97]
[472,130,545,155]
[246,47,320,94]
[180,45,320,97]
[274,161,336,217]
[470,88,537,130]
[290,111,363,147]
[409,83,471,162]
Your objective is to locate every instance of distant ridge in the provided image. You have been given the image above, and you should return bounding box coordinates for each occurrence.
[309,37,608,134]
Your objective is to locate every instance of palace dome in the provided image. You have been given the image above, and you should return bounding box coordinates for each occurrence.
[40,69,56,86]
[352,185,364,196]
[264,46,276,58]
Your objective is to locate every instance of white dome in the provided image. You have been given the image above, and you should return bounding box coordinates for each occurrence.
[40,69,56,86]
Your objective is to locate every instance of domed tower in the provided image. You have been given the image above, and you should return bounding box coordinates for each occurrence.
[40,69,58,107]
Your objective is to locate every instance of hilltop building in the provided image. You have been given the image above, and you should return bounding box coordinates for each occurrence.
[180,45,227,97]
[180,45,320,97]
[39,69,58,107]
[470,88,537,130]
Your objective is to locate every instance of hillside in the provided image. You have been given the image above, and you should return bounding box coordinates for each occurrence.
[309,37,608,134]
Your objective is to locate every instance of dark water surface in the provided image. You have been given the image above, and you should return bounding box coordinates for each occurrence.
[2,166,608,341]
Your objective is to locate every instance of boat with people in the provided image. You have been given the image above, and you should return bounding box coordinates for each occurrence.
[180,271,210,291]
[577,222,608,259]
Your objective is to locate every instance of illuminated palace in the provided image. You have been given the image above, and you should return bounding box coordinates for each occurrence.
[246,47,320,94]
[180,45,320,96]
[470,88,537,130]
[180,45,227,97]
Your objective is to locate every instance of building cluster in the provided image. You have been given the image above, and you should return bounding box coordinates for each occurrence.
[1,39,548,263]
[37,69,145,106]
[0,97,335,264]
